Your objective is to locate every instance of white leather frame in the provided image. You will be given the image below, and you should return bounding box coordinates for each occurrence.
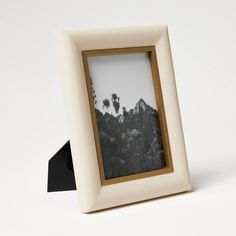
[56,25,191,213]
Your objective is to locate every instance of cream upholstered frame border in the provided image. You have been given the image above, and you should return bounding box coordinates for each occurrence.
[56,25,192,213]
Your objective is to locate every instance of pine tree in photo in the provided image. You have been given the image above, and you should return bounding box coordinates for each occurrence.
[90,77,97,104]
[111,93,120,114]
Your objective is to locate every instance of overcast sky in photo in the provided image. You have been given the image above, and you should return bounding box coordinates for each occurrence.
[87,52,158,114]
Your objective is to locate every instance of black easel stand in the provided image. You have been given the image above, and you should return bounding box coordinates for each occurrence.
[47,141,76,192]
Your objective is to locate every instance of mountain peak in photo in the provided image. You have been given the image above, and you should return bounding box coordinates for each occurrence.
[134,98,149,114]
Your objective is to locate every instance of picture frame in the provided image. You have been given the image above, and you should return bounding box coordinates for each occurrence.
[56,25,191,213]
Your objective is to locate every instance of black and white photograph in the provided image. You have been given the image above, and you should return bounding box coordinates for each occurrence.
[87,52,167,179]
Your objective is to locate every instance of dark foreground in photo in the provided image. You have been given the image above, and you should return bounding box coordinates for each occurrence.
[95,98,166,179]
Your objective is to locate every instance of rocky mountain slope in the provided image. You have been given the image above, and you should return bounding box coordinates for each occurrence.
[95,98,166,179]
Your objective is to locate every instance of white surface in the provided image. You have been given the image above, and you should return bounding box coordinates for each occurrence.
[0,0,235,234]
[57,26,191,212]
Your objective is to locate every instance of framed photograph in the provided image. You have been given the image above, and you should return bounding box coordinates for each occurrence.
[82,46,174,185]
[57,25,191,212]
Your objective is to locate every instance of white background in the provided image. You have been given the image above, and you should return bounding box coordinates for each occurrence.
[0,0,235,235]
